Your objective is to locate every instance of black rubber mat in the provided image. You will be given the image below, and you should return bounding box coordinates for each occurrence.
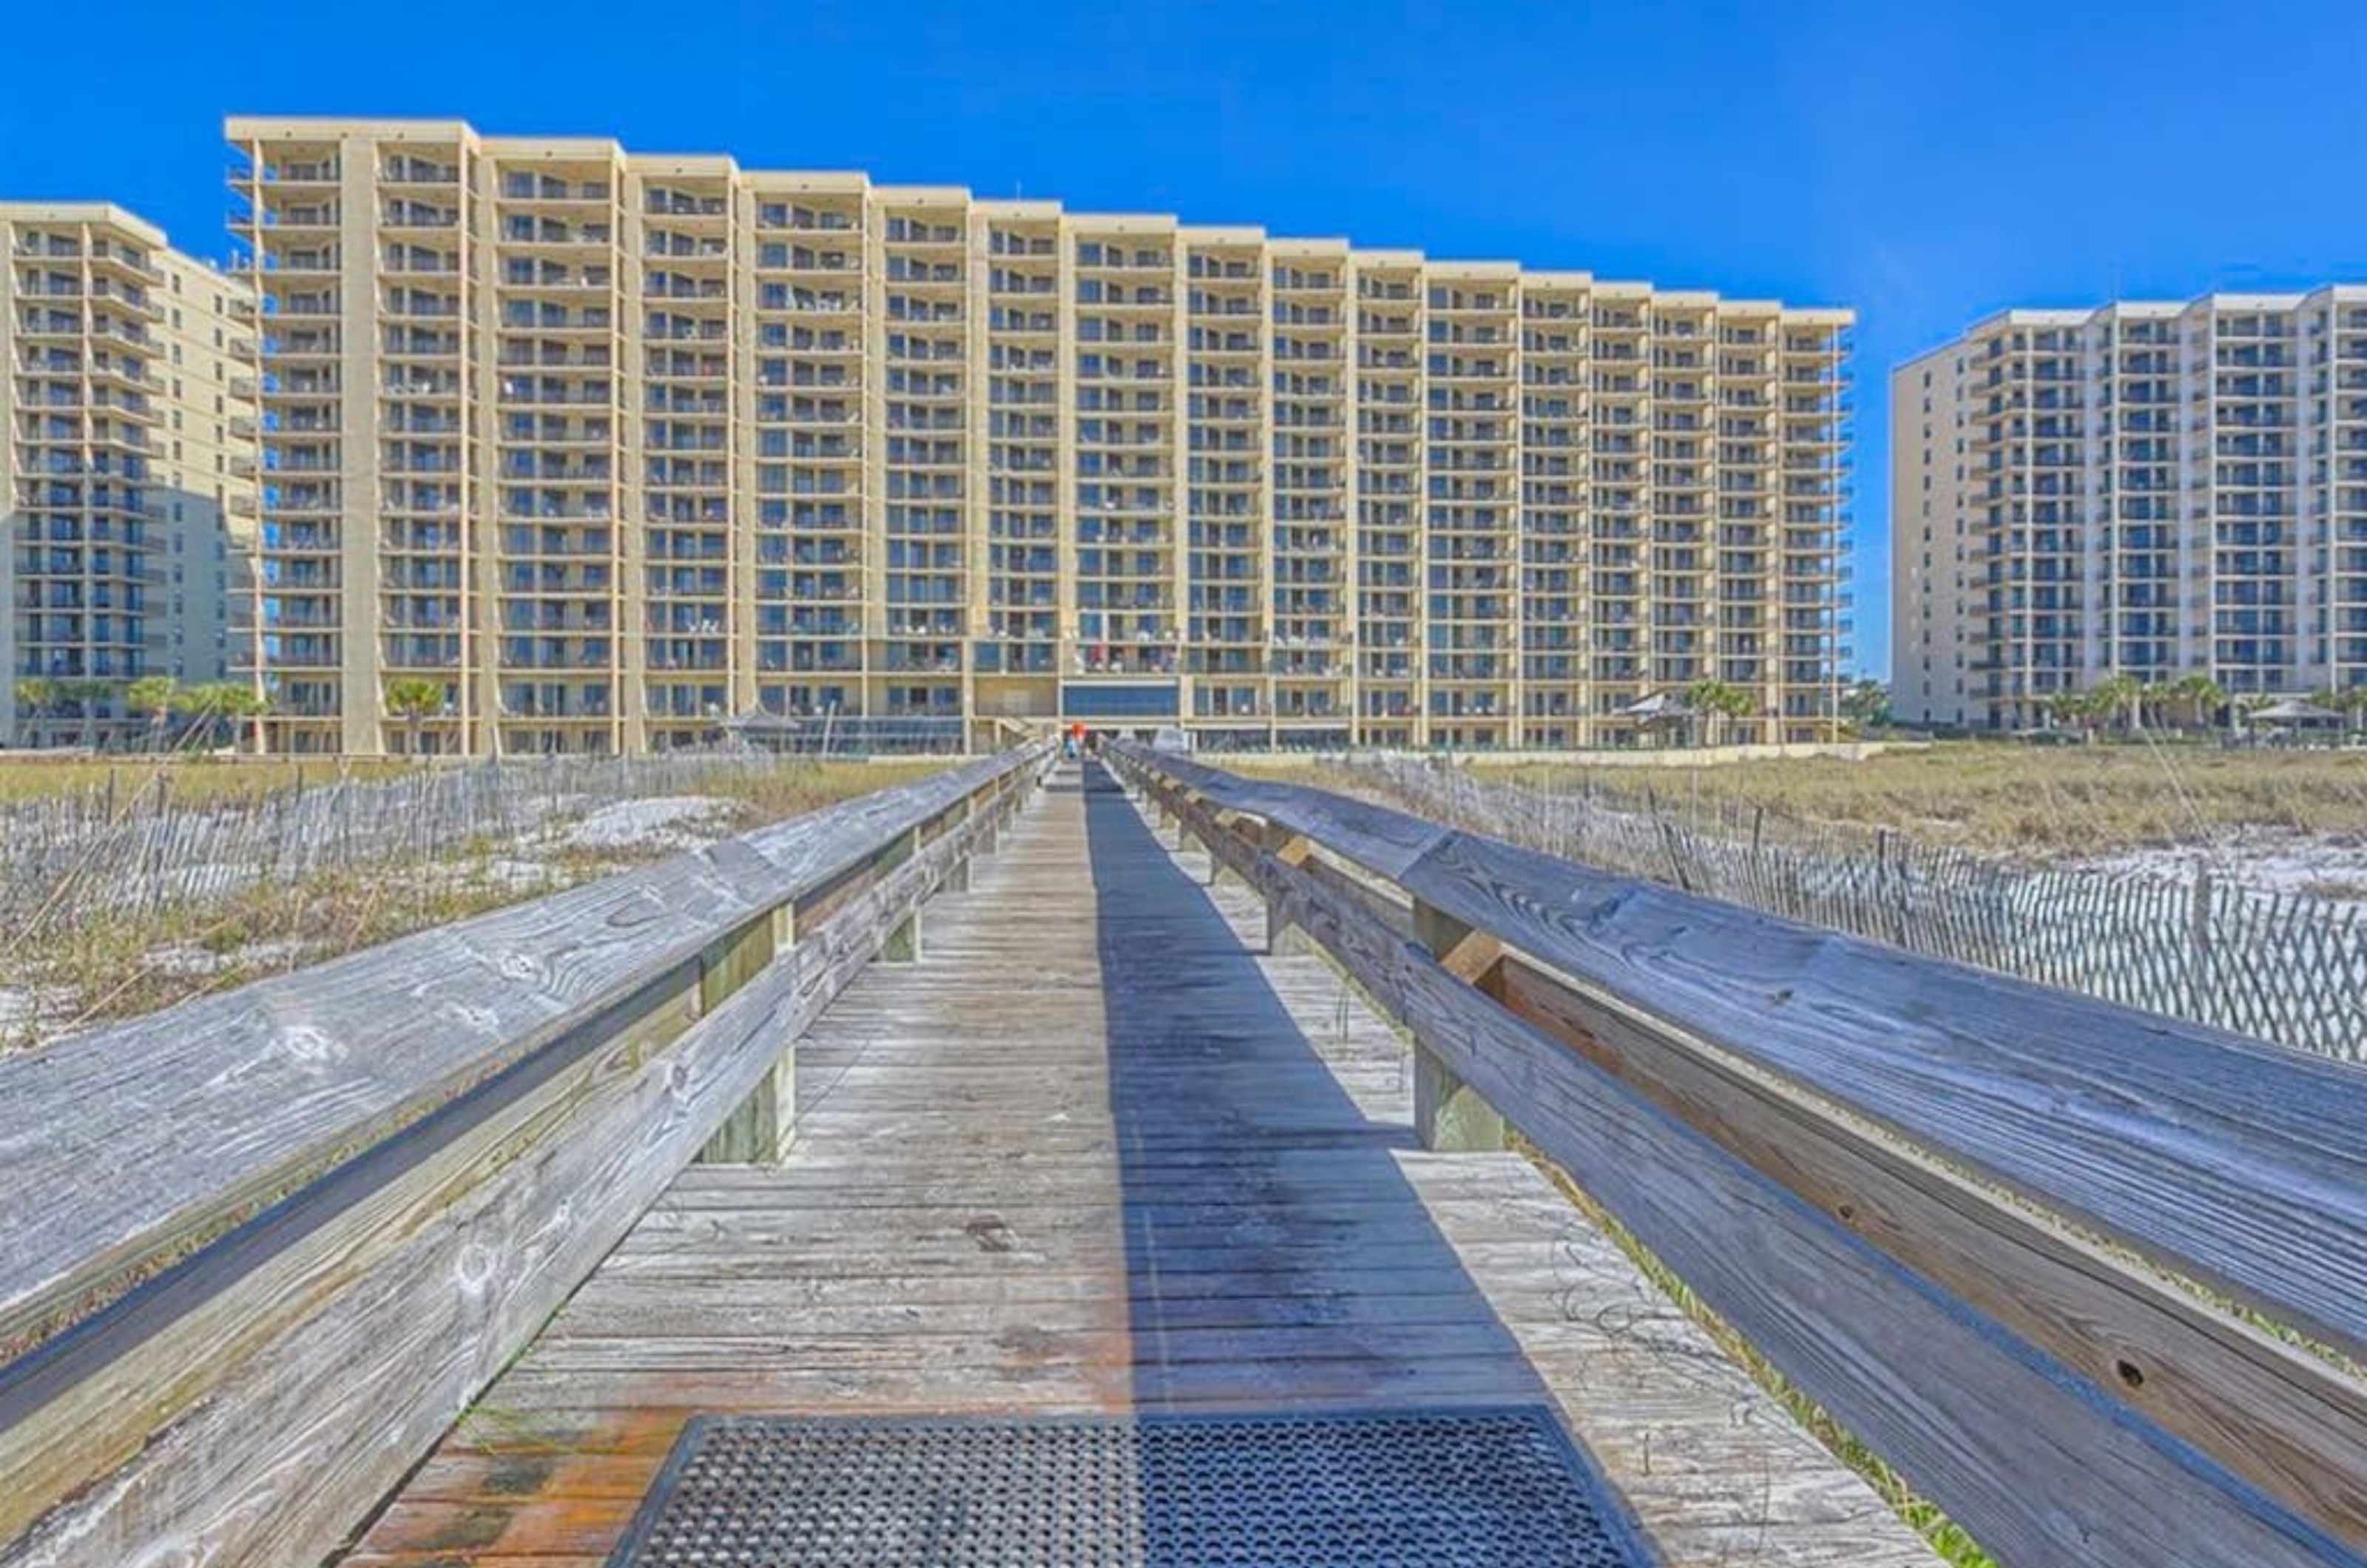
[606,1407,1653,1566]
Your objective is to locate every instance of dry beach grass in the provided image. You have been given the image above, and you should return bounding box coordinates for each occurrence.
[1495,742,2367,856]
[0,757,945,1054]
[1253,740,2367,859]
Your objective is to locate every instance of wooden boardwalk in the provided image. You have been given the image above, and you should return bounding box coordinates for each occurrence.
[342,766,1933,1567]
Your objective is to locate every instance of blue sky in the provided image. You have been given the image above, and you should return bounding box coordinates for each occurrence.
[7,0,2365,677]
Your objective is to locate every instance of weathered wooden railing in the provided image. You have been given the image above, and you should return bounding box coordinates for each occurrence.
[0,742,1051,1568]
[1109,741,2367,1568]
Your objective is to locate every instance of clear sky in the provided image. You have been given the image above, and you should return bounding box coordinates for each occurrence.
[7,0,2365,678]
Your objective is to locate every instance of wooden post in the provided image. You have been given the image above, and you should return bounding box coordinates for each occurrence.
[1262,824,1314,956]
[1411,897,1507,1152]
[940,800,975,893]
[883,910,922,962]
[1203,804,1240,888]
[2189,862,2214,1024]
[698,913,793,1163]
[879,826,923,962]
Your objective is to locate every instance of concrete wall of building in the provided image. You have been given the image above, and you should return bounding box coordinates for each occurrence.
[2,204,257,748]
[1891,289,2367,731]
[227,117,1854,757]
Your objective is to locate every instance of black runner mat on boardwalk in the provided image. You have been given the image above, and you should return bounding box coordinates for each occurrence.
[605,1407,1655,1567]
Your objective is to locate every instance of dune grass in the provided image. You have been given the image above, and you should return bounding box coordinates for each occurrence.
[0,756,413,805]
[0,757,947,1054]
[1263,741,2367,858]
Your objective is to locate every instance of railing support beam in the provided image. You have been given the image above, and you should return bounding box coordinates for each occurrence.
[940,800,976,893]
[698,905,796,1163]
[879,826,924,962]
[1411,896,1506,1152]
[1263,824,1315,956]
[1205,805,1243,886]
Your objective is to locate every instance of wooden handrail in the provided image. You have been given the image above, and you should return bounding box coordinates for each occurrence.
[1110,742,2367,1568]
[0,742,1051,1568]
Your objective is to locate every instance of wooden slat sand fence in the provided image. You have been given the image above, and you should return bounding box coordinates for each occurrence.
[0,750,796,940]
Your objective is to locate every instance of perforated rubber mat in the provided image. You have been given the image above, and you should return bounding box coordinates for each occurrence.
[606,1407,1652,1567]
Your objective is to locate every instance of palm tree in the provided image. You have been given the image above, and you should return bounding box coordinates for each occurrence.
[2091,672,2144,737]
[2309,684,2366,740]
[169,682,243,749]
[383,677,447,758]
[2043,689,2089,734]
[2168,673,2226,737]
[126,675,179,751]
[1683,680,1723,748]
[13,677,59,743]
[1839,677,1890,733]
[1683,679,1757,748]
[241,686,271,755]
[217,684,270,755]
[169,682,217,747]
[64,680,112,751]
[175,682,270,754]
[1718,683,1761,746]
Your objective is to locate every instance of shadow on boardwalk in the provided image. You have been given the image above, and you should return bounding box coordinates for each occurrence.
[1082,758,1551,1407]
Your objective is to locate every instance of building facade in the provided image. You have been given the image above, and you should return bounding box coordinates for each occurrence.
[230,117,1851,755]
[3,203,258,746]
[1894,290,2367,730]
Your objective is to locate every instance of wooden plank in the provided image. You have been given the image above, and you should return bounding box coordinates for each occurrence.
[1250,836,2365,1568]
[0,748,1039,1350]
[696,907,791,1164]
[1125,750,1453,879]
[1404,828,2367,1368]
[0,800,1002,1568]
[1493,954,2367,1547]
[0,953,700,1550]
[1142,751,2367,1362]
[348,763,1935,1568]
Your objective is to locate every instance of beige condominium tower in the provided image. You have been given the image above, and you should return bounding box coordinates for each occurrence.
[1894,289,2367,731]
[228,116,1851,756]
[2,203,257,746]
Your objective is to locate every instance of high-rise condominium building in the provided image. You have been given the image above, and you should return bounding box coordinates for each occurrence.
[229,117,1851,756]
[2,203,258,746]
[1894,289,2367,731]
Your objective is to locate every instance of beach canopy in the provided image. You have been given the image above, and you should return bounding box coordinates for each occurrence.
[2246,697,2341,724]
[1618,692,1690,720]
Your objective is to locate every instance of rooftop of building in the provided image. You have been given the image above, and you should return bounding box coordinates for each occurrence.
[223,115,1853,324]
[1903,285,2367,365]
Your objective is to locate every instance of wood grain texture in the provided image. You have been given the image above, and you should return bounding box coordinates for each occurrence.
[1240,808,2363,1567]
[1121,748,2367,1360]
[1490,956,2367,1548]
[1117,746,2367,1567]
[345,764,1934,1568]
[1408,828,2367,1368]
[0,748,1040,1350]
[0,752,1044,1568]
